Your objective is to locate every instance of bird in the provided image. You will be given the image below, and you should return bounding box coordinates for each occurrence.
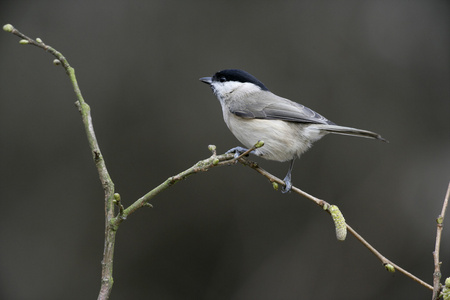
[200,69,387,193]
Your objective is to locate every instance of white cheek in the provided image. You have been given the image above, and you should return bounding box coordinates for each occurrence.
[213,82,262,101]
[212,82,240,98]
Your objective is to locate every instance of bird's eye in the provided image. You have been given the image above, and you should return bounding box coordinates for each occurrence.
[219,76,227,82]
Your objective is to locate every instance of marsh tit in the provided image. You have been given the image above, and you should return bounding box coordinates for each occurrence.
[200,69,387,193]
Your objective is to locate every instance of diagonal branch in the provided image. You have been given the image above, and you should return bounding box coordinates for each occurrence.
[117,140,434,291]
[237,157,433,290]
[116,142,265,222]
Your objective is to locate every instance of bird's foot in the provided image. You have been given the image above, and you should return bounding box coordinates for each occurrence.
[226,146,255,159]
[281,174,292,193]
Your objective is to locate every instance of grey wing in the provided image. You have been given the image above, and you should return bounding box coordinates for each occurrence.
[229,92,335,125]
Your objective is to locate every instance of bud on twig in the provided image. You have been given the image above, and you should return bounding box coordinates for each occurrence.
[384,263,395,273]
[3,24,14,32]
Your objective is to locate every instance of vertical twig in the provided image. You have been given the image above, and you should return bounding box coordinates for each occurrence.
[432,182,450,300]
[3,24,117,300]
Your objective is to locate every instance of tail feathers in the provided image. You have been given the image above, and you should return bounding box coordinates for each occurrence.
[321,125,388,143]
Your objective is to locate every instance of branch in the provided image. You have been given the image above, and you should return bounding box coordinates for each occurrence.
[4,23,436,298]
[238,156,434,290]
[115,139,433,291]
[432,182,450,299]
[347,225,433,290]
[3,24,117,300]
[117,151,235,221]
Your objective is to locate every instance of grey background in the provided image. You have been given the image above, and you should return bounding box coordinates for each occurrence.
[1,1,449,299]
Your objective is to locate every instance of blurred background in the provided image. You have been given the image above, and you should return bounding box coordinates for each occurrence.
[0,1,449,299]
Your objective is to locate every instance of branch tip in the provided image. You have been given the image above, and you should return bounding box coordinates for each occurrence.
[3,24,14,32]
[208,144,217,155]
[433,182,450,299]
[255,140,264,148]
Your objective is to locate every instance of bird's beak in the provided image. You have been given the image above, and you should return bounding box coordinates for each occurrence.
[199,77,212,84]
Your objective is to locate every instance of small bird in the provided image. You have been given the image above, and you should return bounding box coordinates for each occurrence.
[200,69,387,193]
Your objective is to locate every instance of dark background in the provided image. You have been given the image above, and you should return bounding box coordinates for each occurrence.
[1,1,449,299]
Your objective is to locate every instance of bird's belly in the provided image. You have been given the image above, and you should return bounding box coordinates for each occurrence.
[226,116,323,162]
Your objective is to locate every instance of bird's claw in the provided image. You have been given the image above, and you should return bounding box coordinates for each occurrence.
[281,172,293,193]
[226,146,251,159]
[281,181,292,193]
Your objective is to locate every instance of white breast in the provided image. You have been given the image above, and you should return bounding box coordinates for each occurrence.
[224,113,327,162]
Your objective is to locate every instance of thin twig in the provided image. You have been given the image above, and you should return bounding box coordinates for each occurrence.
[118,141,266,222]
[347,224,433,291]
[432,182,450,299]
[116,152,235,221]
[238,157,434,291]
[3,24,117,300]
[125,147,434,290]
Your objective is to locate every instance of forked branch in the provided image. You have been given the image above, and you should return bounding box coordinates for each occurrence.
[4,24,437,300]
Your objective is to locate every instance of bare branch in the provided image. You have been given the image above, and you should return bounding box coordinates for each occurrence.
[432,182,450,299]
[4,23,437,299]
[116,151,235,221]
[118,143,434,291]
[3,24,116,300]
[237,157,434,290]
[347,225,433,291]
